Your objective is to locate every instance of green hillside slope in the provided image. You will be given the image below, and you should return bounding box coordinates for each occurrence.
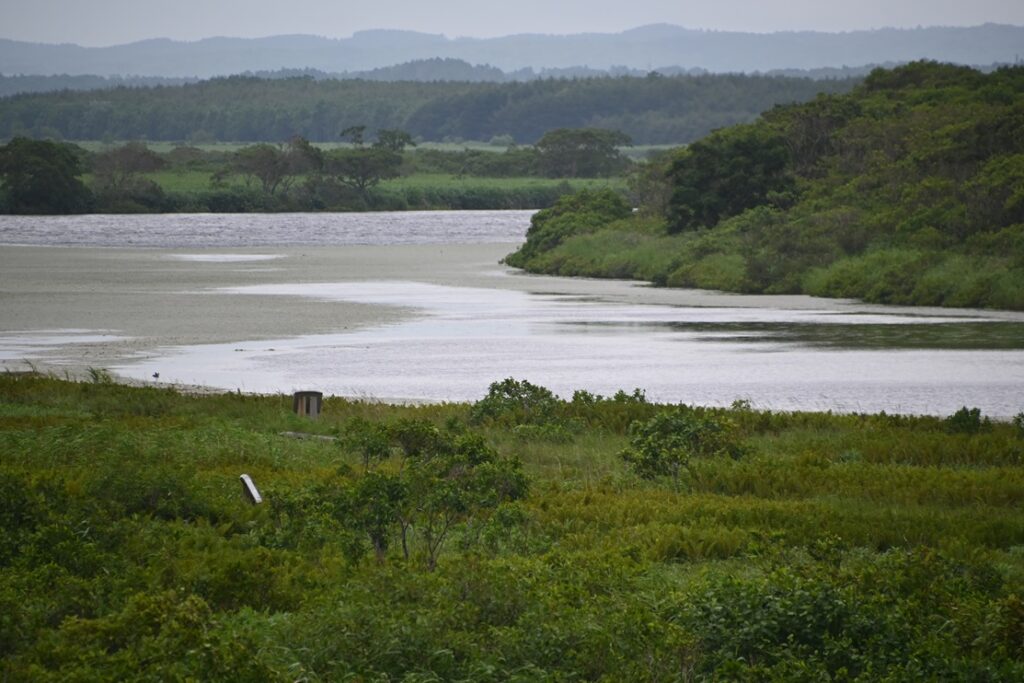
[506,62,1024,310]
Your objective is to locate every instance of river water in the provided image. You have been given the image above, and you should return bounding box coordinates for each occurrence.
[1,211,1022,417]
[0,210,534,247]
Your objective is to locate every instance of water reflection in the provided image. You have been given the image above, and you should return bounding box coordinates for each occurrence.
[0,210,534,247]
[108,281,1024,417]
[564,320,1024,350]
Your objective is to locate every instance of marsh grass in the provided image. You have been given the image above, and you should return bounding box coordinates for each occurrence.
[2,372,1024,680]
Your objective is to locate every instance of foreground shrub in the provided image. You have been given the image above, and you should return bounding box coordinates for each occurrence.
[470,377,561,427]
[620,408,741,489]
[944,406,990,435]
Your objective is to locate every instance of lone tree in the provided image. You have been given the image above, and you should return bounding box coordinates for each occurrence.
[337,418,529,569]
[619,408,739,490]
[0,137,92,214]
[402,431,528,570]
[231,136,322,196]
[326,126,409,201]
[342,417,393,472]
[535,128,632,178]
[374,129,417,153]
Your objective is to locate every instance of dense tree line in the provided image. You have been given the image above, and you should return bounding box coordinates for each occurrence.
[0,61,887,99]
[506,62,1024,311]
[0,72,856,145]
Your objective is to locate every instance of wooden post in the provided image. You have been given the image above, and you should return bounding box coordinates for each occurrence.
[292,391,323,419]
[240,474,262,505]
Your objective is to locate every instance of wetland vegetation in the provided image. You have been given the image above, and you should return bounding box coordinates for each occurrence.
[3,27,1024,682]
[2,373,1024,680]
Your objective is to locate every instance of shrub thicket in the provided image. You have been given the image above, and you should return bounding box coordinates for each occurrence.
[2,373,1024,679]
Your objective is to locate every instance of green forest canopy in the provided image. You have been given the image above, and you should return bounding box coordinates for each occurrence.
[0,72,856,145]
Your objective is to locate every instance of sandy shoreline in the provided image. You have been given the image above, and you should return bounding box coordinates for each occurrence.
[4,242,1023,398]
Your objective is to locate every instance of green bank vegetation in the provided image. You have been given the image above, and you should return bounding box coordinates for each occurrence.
[3,373,1024,679]
[506,62,1024,311]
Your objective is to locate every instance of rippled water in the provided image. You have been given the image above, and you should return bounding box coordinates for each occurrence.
[3,211,1023,416]
[110,280,1024,417]
[0,210,533,247]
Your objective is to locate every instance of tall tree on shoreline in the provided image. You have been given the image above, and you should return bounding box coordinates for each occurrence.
[0,137,92,214]
[535,128,632,178]
[326,126,408,201]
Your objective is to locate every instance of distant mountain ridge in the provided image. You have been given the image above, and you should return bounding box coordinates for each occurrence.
[4,57,902,99]
[0,59,718,98]
[1,24,1022,78]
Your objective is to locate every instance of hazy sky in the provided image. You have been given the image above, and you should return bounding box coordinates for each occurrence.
[3,0,1024,46]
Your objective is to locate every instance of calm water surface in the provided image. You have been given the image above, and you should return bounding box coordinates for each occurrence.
[0,210,534,247]
[107,280,1024,416]
[2,211,1022,416]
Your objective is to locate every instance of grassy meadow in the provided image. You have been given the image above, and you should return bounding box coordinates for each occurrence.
[76,164,624,213]
[71,140,518,154]
[3,372,1024,680]
[86,169,619,197]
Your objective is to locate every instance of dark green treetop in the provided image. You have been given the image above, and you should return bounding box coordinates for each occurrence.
[0,137,93,214]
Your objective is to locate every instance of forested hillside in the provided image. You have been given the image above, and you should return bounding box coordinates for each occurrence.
[506,62,1024,310]
[0,73,856,144]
